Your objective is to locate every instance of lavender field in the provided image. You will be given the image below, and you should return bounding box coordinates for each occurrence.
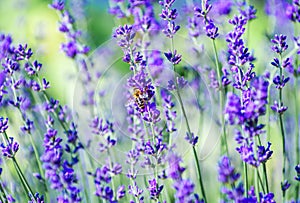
[0,0,299,202]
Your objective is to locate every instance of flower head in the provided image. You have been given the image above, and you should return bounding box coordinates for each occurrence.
[218,156,240,184]
[271,34,288,54]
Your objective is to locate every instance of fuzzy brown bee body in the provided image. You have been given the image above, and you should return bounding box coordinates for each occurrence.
[133,87,149,109]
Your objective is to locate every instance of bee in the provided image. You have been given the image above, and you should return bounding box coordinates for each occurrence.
[126,86,154,111]
[133,87,149,110]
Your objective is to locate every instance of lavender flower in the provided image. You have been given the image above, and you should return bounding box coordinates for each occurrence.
[259,192,276,203]
[148,178,163,201]
[49,0,65,11]
[167,153,201,202]
[257,142,273,163]
[205,21,219,39]
[239,5,257,21]
[270,100,288,114]
[281,180,291,192]
[128,181,144,202]
[214,0,232,15]
[164,50,182,65]
[286,0,300,22]
[113,24,135,49]
[221,183,245,202]
[142,102,161,123]
[167,76,187,91]
[271,34,288,54]
[1,137,19,158]
[161,89,177,133]
[218,156,240,184]
[160,0,180,38]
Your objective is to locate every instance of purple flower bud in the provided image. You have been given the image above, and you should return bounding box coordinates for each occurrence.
[148,178,163,200]
[31,80,41,92]
[236,142,259,167]
[257,142,273,163]
[285,0,300,22]
[117,185,126,200]
[295,164,300,181]
[281,180,291,192]
[240,5,257,20]
[143,102,161,123]
[271,100,288,114]
[214,0,232,15]
[128,181,144,199]
[160,8,178,21]
[49,0,65,11]
[20,118,34,134]
[162,21,180,38]
[271,34,288,54]
[167,153,185,180]
[185,132,198,146]
[109,6,126,18]
[61,41,78,58]
[44,98,59,112]
[0,117,9,133]
[15,44,33,60]
[42,78,50,90]
[205,21,219,39]
[271,57,280,68]
[259,192,275,203]
[1,137,19,158]
[218,156,240,184]
[173,179,195,202]
[272,75,289,89]
[164,50,181,65]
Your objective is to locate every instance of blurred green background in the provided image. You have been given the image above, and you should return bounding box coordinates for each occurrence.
[0,0,115,103]
[0,1,299,202]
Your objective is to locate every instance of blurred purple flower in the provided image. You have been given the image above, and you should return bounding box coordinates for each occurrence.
[259,192,276,203]
[1,137,19,158]
[218,156,240,184]
[271,34,288,54]
[49,0,65,11]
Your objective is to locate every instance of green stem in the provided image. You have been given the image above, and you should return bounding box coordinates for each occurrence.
[0,182,8,203]
[254,169,259,201]
[211,39,229,156]
[175,77,207,201]
[149,119,161,202]
[13,160,30,198]
[262,163,269,193]
[257,169,265,194]
[170,34,207,202]
[10,73,47,197]
[27,131,49,201]
[279,54,287,199]
[79,157,90,203]
[192,147,207,202]
[12,157,36,201]
[257,136,270,193]
[294,76,299,200]
[244,162,249,197]
[2,132,36,201]
[279,113,287,193]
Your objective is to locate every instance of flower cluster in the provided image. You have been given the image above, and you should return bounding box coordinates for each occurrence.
[167,153,202,202]
[159,0,180,38]
[218,156,275,202]
[1,0,300,202]
[194,0,219,40]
